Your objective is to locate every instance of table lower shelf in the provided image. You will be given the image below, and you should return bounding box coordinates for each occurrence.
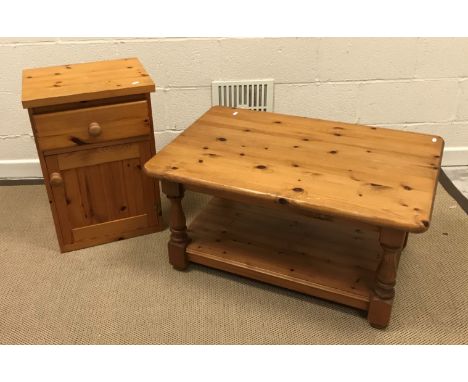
[186,198,382,311]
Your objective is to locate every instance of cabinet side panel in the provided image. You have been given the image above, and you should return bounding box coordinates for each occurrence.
[145,94,163,221]
[28,109,65,251]
[139,140,160,227]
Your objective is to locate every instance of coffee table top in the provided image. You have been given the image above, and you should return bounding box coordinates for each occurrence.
[145,106,444,232]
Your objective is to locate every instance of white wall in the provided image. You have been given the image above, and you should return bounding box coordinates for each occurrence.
[1,37,467,178]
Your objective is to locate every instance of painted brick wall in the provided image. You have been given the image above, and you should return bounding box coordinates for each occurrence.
[1,37,467,177]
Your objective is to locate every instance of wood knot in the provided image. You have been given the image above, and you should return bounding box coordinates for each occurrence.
[328,150,338,154]
[255,165,267,170]
[368,182,391,190]
[292,187,304,193]
[277,198,288,205]
[70,137,87,145]
[216,137,227,141]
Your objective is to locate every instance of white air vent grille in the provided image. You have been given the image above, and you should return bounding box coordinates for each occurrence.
[212,79,274,112]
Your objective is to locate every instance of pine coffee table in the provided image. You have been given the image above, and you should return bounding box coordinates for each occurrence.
[144,106,444,328]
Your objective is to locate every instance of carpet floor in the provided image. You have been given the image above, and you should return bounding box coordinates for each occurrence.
[0,183,467,344]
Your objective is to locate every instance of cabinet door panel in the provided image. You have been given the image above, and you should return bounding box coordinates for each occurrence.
[72,214,148,242]
[62,168,92,227]
[80,164,109,224]
[102,161,130,221]
[122,158,146,216]
[45,140,159,247]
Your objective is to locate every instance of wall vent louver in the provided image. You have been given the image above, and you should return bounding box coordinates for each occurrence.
[211,79,274,112]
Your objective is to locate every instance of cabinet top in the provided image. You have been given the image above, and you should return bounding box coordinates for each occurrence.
[22,57,155,108]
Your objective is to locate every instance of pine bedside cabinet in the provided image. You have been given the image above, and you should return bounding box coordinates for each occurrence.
[145,106,444,328]
[22,58,163,252]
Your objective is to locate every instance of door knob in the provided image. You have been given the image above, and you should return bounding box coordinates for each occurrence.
[88,121,102,137]
[49,172,63,186]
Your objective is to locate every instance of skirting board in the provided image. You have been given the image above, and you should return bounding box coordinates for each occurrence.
[0,146,466,179]
[439,168,468,214]
[442,147,468,166]
[0,159,42,179]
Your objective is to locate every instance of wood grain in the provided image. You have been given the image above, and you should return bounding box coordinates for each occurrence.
[57,142,140,170]
[186,197,382,310]
[62,226,158,252]
[44,155,74,245]
[34,101,150,151]
[72,214,148,242]
[22,58,155,108]
[162,181,190,270]
[367,228,406,328]
[145,106,444,233]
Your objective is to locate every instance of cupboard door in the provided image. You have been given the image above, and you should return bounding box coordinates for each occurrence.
[45,140,160,249]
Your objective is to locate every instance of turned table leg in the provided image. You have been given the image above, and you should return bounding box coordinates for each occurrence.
[161,180,190,270]
[367,228,406,329]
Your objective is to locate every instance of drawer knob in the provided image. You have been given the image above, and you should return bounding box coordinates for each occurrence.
[88,122,102,137]
[49,172,63,186]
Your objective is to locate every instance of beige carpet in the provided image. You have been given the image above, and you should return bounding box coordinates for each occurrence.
[0,183,467,344]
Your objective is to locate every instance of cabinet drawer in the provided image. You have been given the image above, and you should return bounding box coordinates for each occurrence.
[34,101,151,151]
